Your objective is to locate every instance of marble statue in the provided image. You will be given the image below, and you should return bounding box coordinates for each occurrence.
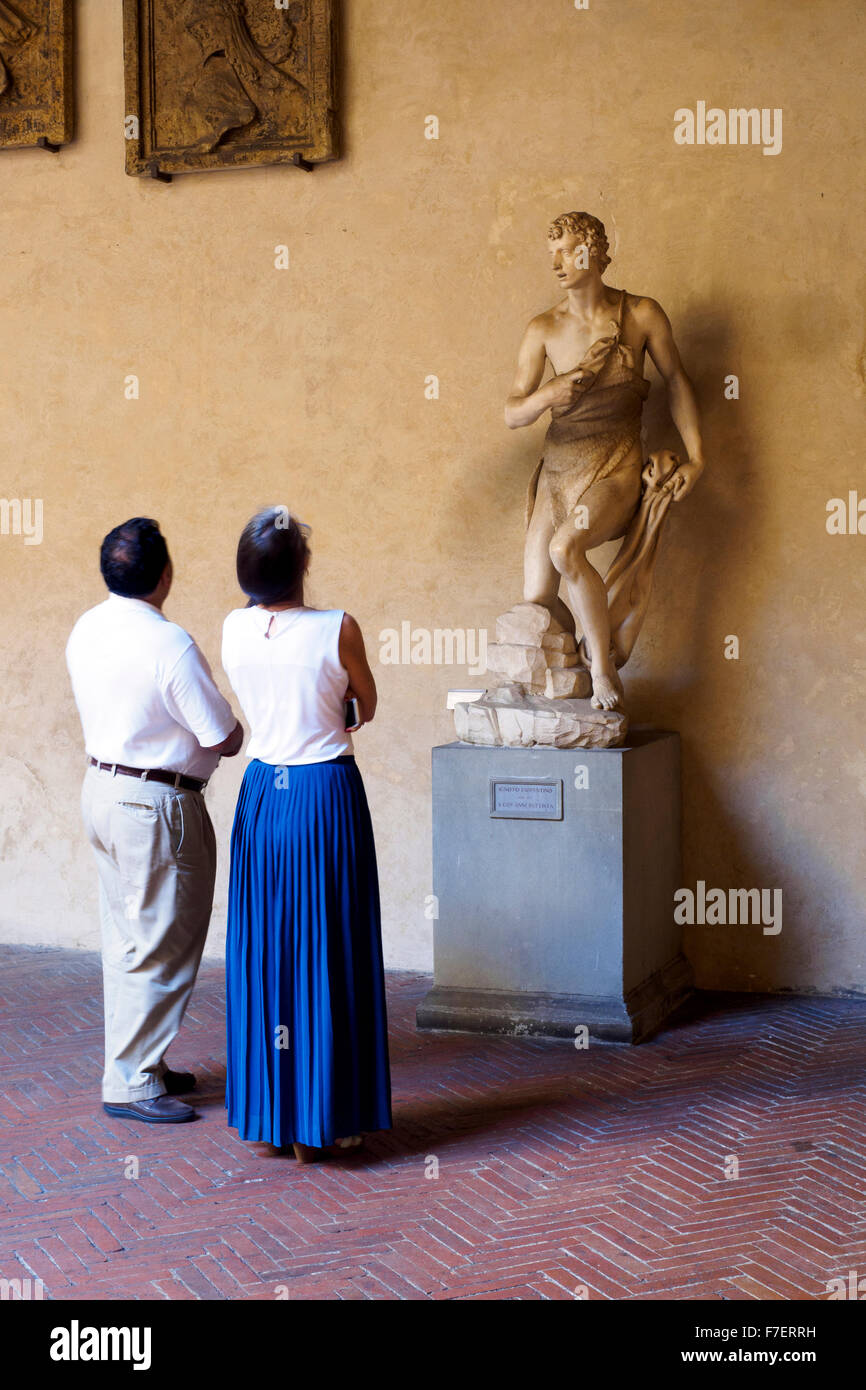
[455,211,705,749]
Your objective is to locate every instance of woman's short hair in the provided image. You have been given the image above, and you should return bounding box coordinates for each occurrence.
[236,506,311,607]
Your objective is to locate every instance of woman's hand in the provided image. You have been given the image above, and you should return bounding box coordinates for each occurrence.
[344,685,364,733]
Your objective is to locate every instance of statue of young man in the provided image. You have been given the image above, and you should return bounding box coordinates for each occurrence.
[505,211,705,710]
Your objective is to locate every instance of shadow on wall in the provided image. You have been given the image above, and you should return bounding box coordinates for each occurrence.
[614,298,856,994]
[628,299,782,988]
[635,297,758,702]
[677,750,863,995]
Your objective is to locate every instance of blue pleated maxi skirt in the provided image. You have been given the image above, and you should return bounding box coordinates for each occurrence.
[225,755,392,1147]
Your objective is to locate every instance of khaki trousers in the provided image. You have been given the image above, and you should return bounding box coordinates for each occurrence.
[80,765,216,1103]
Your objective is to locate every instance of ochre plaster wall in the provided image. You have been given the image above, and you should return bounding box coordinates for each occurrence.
[1,0,864,992]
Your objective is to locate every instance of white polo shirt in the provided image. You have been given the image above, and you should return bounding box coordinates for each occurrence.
[66,594,237,780]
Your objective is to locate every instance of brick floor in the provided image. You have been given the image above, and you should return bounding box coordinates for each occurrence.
[0,944,864,1301]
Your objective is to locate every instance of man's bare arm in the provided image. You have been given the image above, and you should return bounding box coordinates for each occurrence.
[203,720,244,756]
[639,298,705,499]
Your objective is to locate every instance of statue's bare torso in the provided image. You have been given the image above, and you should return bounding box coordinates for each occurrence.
[536,288,649,378]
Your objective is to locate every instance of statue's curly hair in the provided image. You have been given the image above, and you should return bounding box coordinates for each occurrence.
[548,211,610,272]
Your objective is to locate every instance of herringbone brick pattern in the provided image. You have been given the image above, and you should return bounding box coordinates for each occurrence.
[0,944,864,1300]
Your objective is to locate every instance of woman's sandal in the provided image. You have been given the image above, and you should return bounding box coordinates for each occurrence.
[291,1141,323,1163]
[291,1136,364,1163]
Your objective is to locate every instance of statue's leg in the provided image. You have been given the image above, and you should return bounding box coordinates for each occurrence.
[548,466,642,710]
[605,472,675,669]
[523,469,576,635]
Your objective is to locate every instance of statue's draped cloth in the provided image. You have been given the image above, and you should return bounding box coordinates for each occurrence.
[525,290,651,531]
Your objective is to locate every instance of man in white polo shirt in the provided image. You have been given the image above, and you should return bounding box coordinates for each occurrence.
[66,517,243,1124]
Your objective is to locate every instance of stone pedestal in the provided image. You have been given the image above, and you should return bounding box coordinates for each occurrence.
[416,731,692,1043]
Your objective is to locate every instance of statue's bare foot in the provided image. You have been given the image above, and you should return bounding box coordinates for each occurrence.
[590,669,622,711]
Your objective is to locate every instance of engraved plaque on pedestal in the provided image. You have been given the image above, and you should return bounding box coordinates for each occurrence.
[490,778,563,821]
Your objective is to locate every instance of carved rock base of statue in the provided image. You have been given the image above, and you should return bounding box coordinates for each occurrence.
[455,682,627,749]
[484,602,591,698]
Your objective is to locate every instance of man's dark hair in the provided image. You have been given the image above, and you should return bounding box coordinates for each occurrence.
[100,518,170,597]
[237,506,310,607]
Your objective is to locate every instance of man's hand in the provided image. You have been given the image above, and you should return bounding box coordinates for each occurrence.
[663,456,705,502]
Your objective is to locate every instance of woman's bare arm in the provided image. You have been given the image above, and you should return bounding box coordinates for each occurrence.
[339,613,377,726]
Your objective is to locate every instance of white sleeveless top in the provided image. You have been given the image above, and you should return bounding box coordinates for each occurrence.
[221,606,353,766]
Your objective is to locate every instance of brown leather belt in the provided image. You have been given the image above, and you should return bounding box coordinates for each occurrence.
[88,757,208,792]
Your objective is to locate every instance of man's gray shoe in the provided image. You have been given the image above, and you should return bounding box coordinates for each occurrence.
[103,1095,196,1123]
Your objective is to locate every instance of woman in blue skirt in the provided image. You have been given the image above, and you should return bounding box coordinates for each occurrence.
[221,507,392,1162]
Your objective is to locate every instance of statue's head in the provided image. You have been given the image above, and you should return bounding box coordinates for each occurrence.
[547,212,610,286]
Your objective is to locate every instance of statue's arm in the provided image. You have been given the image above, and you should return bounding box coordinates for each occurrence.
[506,315,601,430]
[640,298,705,500]
[504,318,551,429]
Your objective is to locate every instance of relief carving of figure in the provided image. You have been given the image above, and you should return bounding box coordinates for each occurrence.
[180,0,308,152]
[0,0,37,100]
